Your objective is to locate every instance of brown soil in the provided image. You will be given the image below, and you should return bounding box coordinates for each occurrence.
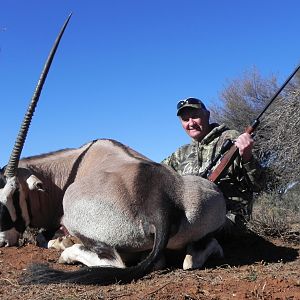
[0,232,299,300]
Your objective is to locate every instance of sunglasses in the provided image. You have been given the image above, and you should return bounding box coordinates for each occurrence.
[176,98,206,110]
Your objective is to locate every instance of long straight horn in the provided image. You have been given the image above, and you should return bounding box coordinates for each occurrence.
[4,13,72,178]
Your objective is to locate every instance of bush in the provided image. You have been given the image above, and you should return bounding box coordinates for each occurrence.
[248,191,300,242]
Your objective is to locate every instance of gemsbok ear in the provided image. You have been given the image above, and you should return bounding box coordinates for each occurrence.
[26,175,46,192]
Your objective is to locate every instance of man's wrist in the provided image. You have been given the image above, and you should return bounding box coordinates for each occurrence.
[242,155,257,171]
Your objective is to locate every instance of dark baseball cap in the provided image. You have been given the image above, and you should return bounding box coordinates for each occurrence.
[176,97,207,116]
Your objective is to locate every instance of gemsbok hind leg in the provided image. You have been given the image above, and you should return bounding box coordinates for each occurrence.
[48,235,82,250]
[58,243,126,268]
[183,237,224,270]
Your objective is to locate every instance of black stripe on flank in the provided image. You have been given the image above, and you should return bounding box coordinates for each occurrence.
[62,140,97,193]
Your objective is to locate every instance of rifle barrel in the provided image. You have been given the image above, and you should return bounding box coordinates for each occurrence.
[257,63,300,120]
[206,62,300,183]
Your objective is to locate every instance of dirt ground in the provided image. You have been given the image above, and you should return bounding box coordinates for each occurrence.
[0,231,299,300]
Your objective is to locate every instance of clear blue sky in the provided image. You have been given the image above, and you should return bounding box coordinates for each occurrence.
[1,0,300,167]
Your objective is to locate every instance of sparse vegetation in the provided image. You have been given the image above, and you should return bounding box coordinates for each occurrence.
[249,191,300,242]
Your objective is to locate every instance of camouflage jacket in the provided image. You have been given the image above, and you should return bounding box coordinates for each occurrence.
[162,124,265,219]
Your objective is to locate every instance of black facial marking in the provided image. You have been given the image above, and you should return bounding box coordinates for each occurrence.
[0,168,6,189]
[12,190,26,233]
[0,189,26,233]
[0,168,13,231]
[0,202,14,231]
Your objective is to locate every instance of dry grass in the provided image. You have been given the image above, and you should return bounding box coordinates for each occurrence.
[248,190,300,243]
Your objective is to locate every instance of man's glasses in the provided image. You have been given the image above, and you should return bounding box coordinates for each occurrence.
[176,98,206,110]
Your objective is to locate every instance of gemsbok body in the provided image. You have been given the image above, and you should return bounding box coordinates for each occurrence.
[0,15,227,285]
[1,139,226,284]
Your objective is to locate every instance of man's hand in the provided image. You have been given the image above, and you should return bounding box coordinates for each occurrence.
[234,133,253,162]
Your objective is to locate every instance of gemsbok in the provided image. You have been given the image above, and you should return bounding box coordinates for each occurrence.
[0,14,226,285]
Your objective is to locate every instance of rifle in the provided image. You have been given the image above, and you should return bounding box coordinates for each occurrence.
[201,63,300,183]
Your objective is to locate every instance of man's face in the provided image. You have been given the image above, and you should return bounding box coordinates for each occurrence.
[179,108,210,141]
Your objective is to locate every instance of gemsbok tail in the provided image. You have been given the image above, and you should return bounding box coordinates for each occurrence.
[22,225,168,285]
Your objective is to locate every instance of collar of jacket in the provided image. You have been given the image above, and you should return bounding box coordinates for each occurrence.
[191,123,229,146]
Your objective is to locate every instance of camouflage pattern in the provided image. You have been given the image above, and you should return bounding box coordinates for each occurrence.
[162,123,264,222]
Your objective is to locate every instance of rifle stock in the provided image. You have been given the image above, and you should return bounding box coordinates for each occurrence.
[207,145,239,182]
[207,122,258,182]
[206,63,300,183]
